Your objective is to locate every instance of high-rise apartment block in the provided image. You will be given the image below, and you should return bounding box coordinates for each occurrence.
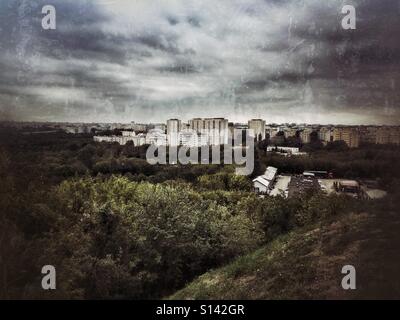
[300,128,313,144]
[167,119,182,146]
[333,127,360,148]
[248,119,266,141]
[375,127,400,145]
[189,118,229,145]
[318,127,333,145]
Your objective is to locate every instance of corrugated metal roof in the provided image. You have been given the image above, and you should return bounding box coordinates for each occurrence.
[252,177,271,188]
[263,166,277,181]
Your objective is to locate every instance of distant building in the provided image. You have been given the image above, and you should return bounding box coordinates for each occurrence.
[333,127,360,148]
[267,146,300,153]
[146,129,167,146]
[167,119,182,146]
[248,119,266,141]
[283,128,297,138]
[179,129,199,147]
[267,146,306,156]
[133,133,147,146]
[122,131,135,137]
[94,136,126,145]
[92,121,400,149]
[300,128,313,144]
[94,133,146,146]
[131,122,147,132]
[375,126,400,145]
[189,118,229,145]
[266,126,279,138]
[153,123,167,132]
[357,126,400,145]
[359,126,378,144]
[318,127,333,145]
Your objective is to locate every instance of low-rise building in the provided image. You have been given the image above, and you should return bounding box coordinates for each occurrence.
[122,131,136,137]
[146,129,167,146]
[267,146,299,153]
[253,166,278,194]
[94,133,146,146]
[131,122,148,132]
[336,180,360,198]
[266,146,307,156]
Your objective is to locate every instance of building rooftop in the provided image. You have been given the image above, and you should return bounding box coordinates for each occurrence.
[262,166,278,181]
[252,176,271,188]
[339,180,359,187]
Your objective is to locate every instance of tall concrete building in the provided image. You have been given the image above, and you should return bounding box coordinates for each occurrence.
[283,128,297,138]
[189,118,229,145]
[318,127,333,145]
[333,127,360,148]
[376,126,400,145]
[359,126,378,144]
[179,129,198,147]
[358,126,400,145]
[167,119,181,146]
[300,128,313,144]
[248,119,266,141]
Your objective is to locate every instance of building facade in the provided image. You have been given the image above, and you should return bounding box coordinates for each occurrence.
[248,119,266,141]
[318,127,333,145]
[189,118,229,145]
[167,119,182,146]
[333,127,360,148]
[300,128,313,144]
[376,127,400,145]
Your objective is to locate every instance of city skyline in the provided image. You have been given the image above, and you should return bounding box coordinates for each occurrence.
[4,118,400,127]
[1,0,400,124]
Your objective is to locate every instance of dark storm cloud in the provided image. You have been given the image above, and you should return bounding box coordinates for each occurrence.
[0,0,399,124]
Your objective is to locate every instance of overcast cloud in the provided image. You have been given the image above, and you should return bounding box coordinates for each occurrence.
[0,0,399,124]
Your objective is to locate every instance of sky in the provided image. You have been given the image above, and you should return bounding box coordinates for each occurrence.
[0,0,399,124]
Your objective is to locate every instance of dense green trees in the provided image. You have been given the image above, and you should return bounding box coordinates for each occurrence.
[0,145,365,299]
[35,176,262,298]
[2,130,400,299]
[197,171,252,191]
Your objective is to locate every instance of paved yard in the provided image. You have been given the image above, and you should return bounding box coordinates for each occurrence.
[318,179,387,199]
[270,175,291,197]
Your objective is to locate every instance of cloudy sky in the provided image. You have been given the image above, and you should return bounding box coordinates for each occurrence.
[0,0,399,124]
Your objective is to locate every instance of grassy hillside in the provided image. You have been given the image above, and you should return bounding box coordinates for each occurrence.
[170,209,400,299]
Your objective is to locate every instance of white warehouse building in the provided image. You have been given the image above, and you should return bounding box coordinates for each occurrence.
[252,166,278,194]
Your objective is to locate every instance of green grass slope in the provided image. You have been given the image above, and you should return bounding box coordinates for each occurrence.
[170,210,400,300]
